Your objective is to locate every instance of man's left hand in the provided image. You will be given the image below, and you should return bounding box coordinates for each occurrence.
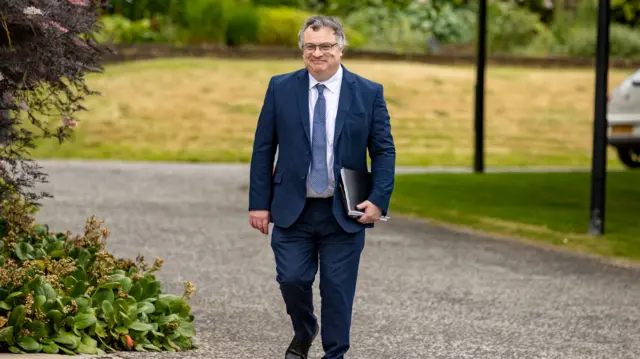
[356,200,382,224]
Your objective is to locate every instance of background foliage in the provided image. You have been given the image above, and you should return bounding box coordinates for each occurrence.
[96,0,640,59]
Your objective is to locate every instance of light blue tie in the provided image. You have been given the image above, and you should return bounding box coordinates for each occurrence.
[310,84,328,194]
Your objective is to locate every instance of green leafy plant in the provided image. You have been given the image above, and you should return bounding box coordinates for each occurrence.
[256,6,312,47]
[256,6,365,49]
[404,0,476,45]
[560,23,640,59]
[226,2,261,46]
[96,15,180,44]
[485,0,547,54]
[344,7,428,53]
[0,196,197,355]
[180,0,231,44]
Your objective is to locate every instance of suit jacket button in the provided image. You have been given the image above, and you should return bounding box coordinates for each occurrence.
[301,174,307,179]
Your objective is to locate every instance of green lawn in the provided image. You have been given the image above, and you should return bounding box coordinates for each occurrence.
[30,57,631,168]
[391,170,640,261]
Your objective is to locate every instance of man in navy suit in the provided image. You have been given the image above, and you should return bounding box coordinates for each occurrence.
[248,15,395,359]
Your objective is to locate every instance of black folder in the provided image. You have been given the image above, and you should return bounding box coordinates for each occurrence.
[338,168,389,221]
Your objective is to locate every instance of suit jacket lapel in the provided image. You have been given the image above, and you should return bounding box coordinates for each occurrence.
[334,66,355,152]
[296,70,311,147]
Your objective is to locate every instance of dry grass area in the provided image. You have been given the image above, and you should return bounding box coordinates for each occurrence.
[33,57,631,166]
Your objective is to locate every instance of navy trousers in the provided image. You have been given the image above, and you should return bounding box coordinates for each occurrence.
[271,197,365,359]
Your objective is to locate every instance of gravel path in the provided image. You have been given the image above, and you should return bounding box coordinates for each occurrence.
[27,160,640,359]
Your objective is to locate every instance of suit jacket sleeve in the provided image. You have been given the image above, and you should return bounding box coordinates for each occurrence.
[248,77,278,211]
[367,84,395,214]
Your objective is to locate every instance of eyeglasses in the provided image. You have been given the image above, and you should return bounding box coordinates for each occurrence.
[302,43,338,53]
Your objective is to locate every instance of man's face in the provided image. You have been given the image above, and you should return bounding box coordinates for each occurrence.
[302,26,343,79]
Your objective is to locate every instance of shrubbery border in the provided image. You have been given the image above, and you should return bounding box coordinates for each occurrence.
[102,43,640,69]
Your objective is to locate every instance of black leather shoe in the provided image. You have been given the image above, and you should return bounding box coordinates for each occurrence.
[285,324,319,359]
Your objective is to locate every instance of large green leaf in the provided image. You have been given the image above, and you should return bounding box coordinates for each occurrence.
[115,298,130,315]
[8,305,26,327]
[93,288,115,307]
[64,276,77,291]
[53,330,80,349]
[0,301,11,310]
[46,310,63,324]
[33,295,46,309]
[109,273,127,281]
[74,296,91,314]
[9,345,25,354]
[42,283,58,301]
[58,345,76,355]
[143,280,162,300]
[130,321,153,332]
[72,267,88,283]
[143,343,162,351]
[34,247,47,259]
[94,321,107,338]
[101,300,115,326]
[18,336,41,352]
[77,334,98,354]
[74,313,97,330]
[45,241,60,254]
[27,276,44,291]
[24,320,47,339]
[15,241,34,260]
[120,276,133,293]
[158,295,190,317]
[42,342,59,354]
[171,335,193,351]
[177,321,196,338]
[70,281,88,298]
[137,301,155,315]
[0,326,14,345]
[129,282,143,301]
[33,224,47,237]
[98,281,121,290]
[6,291,24,300]
[119,311,134,327]
[155,314,179,327]
[49,249,66,259]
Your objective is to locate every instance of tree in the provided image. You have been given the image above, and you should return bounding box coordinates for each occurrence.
[0,0,106,207]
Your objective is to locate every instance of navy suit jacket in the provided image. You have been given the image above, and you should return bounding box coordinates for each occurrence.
[248,65,395,233]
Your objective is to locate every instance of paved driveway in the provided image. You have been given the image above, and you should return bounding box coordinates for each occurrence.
[29,160,640,359]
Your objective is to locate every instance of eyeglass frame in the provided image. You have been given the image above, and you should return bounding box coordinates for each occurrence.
[301,42,339,53]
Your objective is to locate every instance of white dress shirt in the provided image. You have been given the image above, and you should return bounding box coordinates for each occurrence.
[307,65,342,198]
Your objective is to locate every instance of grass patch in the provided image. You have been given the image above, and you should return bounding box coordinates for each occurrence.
[32,57,631,167]
[391,170,640,260]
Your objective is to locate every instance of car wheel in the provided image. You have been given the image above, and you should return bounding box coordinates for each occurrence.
[616,146,640,168]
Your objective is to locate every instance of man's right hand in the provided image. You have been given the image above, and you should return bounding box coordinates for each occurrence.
[249,210,271,235]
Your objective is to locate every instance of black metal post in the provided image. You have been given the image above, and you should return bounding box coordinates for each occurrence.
[474,0,487,173]
[588,0,611,236]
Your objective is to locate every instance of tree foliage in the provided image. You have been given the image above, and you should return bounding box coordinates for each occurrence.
[0,0,107,207]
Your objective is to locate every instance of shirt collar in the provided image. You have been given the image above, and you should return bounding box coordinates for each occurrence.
[309,65,343,93]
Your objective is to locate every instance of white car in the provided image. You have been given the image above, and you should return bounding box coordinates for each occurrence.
[607,69,640,168]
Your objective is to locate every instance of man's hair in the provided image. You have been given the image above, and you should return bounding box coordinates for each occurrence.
[298,15,348,49]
